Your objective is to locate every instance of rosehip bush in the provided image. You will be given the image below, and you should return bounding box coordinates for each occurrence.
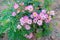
[0,0,55,40]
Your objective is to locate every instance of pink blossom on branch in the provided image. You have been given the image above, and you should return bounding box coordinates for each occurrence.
[32,12,38,17]
[45,16,52,23]
[25,5,34,12]
[30,14,34,18]
[23,16,29,23]
[41,9,46,13]
[14,3,19,9]
[27,19,32,24]
[37,20,43,26]
[24,24,31,30]
[33,18,38,23]
[35,15,41,20]
[20,16,29,25]
[12,12,16,16]
[20,17,25,25]
[39,12,48,20]
[17,24,22,29]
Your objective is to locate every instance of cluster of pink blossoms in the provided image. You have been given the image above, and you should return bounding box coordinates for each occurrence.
[19,10,52,39]
[11,2,55,39]
[20,10,52,27]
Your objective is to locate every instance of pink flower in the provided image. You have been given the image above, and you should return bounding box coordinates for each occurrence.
[24,25,31,30]
[17,24,22,29]
[21,16,32,24]
[25,5,33,12]
[27,19,32,24]
[24,16,29,19]
[20,17,25,25]
[33,18,38,23]
[23,16,29,23]
[14,3,19,9]
[45,16,52,23]
[44,14,49,19]
[39,13,46,20]
[30,14,34,18]
[25,33,33,39]
[12,12,16,16]
[32,12,38,17]
[41,9,46,13]
[20,16,32,25]
[37,20,43,26]
[35,15,41,20]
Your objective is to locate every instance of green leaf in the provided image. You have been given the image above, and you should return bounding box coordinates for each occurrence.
[7,29,15,40]
[36,30,42,38]
[42,22,52,36]
[43,0,54,10]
